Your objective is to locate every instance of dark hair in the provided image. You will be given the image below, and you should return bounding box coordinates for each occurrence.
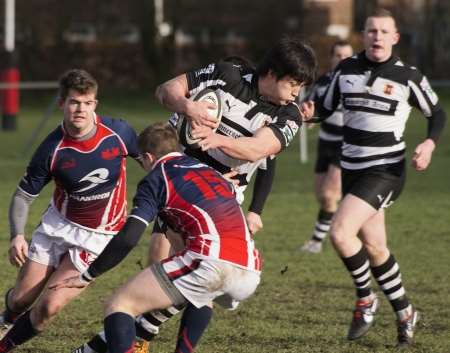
[256,37,317,85]
[330,40,352,56]
[138,122,179,159]
[59,69,98,101]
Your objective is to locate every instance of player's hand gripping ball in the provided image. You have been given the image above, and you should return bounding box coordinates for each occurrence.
[177,88,222,149]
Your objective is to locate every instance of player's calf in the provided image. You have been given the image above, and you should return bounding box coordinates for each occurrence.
[72,304,185,353]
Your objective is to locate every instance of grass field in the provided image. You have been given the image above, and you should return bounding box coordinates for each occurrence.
[0,90,449,353]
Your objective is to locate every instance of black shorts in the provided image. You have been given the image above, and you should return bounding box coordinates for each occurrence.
[342,161,406,210]
[314,139,342,173]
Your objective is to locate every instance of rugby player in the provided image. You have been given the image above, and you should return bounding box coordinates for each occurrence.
[300,40,353,253]
[50,122,262,353]
[0,69,143,352]
[75,37,317,353]
[313,9,446,347]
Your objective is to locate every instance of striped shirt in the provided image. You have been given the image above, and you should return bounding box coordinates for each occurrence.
[319,52,442,170]
[170,61,300,190]
[308,72,343,142]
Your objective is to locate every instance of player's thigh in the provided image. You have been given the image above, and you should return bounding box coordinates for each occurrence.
[166,228,184,253]
[11,259,54,307]
[105,267,175,317]
[148,232,172,265]
[332,194,378,239]
[34,254,87,317]
[322,164,341,195]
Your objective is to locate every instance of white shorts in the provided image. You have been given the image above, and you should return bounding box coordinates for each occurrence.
[152,250,261,309]
[28,205,114,273]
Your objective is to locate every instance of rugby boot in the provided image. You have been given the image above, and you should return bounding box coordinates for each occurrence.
[0,312,13,340]
[397,308,420,348]
[347,295,379,340]
[299,240,322,253]
[134,338,150,353]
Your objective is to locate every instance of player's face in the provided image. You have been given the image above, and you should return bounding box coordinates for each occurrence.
[264,72,303,105]
[330,45,353,70]
[364,16,399,62]
[61,89,98,135]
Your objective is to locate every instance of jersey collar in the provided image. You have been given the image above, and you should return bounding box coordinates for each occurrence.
[153,151,183,168]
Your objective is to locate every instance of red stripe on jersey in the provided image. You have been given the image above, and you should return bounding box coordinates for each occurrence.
[104,158,128,232]
[59,119,120,154]
[53,183,66,210]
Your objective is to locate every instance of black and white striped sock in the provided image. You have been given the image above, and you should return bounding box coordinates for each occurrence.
[135,304,185,340]
[311,209,333,242]
[371,254,411,320]
[341,246,373,300]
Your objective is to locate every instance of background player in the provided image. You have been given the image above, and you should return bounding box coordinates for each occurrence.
[300,40,353,253]
[314,9,446,347]
[0,69,142,352]
[50,122,262,353]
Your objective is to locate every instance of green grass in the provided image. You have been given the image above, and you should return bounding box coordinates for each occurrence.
[1,90,449,352]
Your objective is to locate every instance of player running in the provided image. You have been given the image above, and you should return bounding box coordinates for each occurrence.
[50,122,262,353]
[0,69,141,352]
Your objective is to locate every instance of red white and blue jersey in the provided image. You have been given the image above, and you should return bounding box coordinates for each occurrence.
[130,152,261,272]
[18,115,139,233]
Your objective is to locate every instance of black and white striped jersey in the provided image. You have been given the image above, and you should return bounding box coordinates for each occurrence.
[308,72,343,142]
[170,61,301,191]
[320,52,443,170]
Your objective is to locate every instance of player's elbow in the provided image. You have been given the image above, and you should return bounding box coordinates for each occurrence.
[247,147,275,162]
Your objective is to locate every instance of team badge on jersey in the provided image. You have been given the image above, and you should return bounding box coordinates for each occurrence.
[279,120,298,147]
[76,168,109,193]
[383,84,394,95]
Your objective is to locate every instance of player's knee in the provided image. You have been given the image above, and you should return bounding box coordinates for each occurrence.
[329,222,347,247]
[104,294,136,317]
[30,298,63,330]
[364,242,389,262]
[320,190,340,211]
[36,297,64,322]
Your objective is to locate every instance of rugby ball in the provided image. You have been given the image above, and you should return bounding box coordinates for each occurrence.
[177,88,222,149]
